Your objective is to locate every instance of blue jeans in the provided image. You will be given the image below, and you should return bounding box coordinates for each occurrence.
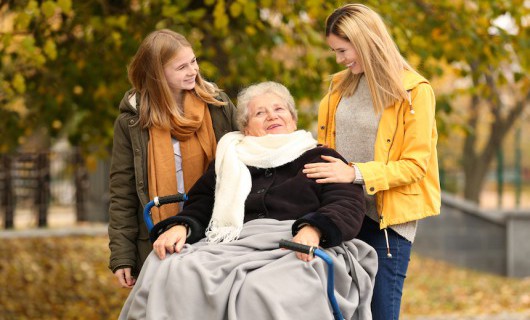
[357,217,412,320]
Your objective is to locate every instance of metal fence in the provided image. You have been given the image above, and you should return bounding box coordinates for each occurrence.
[0,150,88,229]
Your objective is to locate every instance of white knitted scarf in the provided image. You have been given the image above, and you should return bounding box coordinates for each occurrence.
[205,130,317,243]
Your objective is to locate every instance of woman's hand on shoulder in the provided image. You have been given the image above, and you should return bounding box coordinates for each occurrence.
[292,225,321,262]
[153,225,188,259]
[303,155,355,183]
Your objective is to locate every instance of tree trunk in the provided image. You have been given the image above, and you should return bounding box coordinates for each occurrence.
[461,87,528,204]
[462,149,495,204]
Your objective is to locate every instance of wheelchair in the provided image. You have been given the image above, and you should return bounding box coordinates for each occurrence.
[144,193,345,320]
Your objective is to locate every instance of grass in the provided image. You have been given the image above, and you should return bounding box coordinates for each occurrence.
[1,235,529,319]
[403,253,530,317]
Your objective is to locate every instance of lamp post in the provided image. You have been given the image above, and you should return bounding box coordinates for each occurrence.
[497,147,504,209]
[514,123,522,209]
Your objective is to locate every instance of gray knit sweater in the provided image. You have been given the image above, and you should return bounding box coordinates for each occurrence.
[335,76,417,243]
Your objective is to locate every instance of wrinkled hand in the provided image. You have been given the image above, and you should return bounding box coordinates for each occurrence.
[292,225,322,262]
[152,225,188,259]
[303,155,355,183]
[114,267,135,288]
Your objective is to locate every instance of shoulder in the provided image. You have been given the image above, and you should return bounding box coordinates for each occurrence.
[210,89,236,116]
[402,70,431,91]
[204,81,227,102]
[300,146,347,163]
[331,70,349,86]
[202,81,232,106]
[216,91,232,105]
[114,90,142,130]
[118,89,139,114]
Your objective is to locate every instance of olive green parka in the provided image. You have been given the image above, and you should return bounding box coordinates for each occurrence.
[108,89,238,275]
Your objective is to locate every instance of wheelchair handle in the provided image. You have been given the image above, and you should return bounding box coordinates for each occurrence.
[279,239,316,255]
[144,193,188,232]
[155,194,188,206]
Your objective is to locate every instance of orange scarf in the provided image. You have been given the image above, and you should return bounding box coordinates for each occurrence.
[148,92,217,224]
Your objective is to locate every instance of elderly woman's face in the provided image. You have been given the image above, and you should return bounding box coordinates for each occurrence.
[244,93,297,137]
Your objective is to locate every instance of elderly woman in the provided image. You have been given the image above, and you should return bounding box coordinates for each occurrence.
[119,82,377,320]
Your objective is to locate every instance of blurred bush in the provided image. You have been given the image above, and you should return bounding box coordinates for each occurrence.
[0,235,128,320]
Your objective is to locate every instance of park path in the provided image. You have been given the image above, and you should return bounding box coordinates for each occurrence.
[404,312,530,320]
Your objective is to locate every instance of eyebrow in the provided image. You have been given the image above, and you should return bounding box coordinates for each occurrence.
[175,56,196,69]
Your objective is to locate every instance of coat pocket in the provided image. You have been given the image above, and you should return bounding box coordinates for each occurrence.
[392,183,420,195]
[388,183,422,217]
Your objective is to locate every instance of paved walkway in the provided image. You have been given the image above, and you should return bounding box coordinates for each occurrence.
[0,224,108,238]
[403,312,530,320]
[0,206,107,238]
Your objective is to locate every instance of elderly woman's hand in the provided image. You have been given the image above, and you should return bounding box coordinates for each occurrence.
[303,155,356,183]
[153,225,188,259]
[292,225,321,262]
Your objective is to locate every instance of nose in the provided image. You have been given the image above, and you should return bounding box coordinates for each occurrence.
[186,65,197,75]
[266,109,279,120]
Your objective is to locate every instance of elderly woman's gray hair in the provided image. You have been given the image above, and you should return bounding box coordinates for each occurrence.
[236,81,298,130]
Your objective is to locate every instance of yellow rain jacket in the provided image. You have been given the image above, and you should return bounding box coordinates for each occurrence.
[317,70,441,228]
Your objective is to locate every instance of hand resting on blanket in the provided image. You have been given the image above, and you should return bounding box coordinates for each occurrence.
[154,223,321,262]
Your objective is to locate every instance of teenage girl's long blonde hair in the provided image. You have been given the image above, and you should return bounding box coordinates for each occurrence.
[128,29,225,129]
[325,4,413,113]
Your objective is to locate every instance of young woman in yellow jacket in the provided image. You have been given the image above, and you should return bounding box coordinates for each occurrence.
[303,4,441,319]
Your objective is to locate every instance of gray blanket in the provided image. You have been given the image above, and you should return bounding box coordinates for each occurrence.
[119,219,377,320]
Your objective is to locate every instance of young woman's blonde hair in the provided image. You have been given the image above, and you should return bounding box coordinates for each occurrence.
[128,29,225,129]
[325,4,413,113]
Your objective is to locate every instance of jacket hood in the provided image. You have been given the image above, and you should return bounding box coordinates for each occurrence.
[402,69,429,90]
[119,89,139,115]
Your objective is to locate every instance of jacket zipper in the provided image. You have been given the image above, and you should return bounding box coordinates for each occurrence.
[326,78,334,144]
[379,94,408,259]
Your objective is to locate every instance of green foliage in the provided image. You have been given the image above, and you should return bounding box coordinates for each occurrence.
[0,0,344,155]
[1,1,529,203]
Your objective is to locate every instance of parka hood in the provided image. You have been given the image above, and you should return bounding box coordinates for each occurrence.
[401,69,430,90]
[118,89,139,115]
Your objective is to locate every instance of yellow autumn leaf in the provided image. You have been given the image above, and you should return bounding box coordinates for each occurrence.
[12,73,26,94]
[52,120,62,130]
[213,0,229,31]
[245,25,256,36]
[15,12,32,30]
[243,1,257,22]
[73,85,83,95]
[43,39,57,60]
[57,0,72,14]
[431,27,443,40]
[41,1,57,19]
[229,2,242,17]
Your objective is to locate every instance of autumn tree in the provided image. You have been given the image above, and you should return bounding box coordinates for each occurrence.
[378,0,530,203]
[0,0,342,155]
[2,0,528,203]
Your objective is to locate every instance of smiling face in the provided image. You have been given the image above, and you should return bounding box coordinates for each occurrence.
[163,46,198,94]
[326,34,363,75]
[244,92,297,137]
